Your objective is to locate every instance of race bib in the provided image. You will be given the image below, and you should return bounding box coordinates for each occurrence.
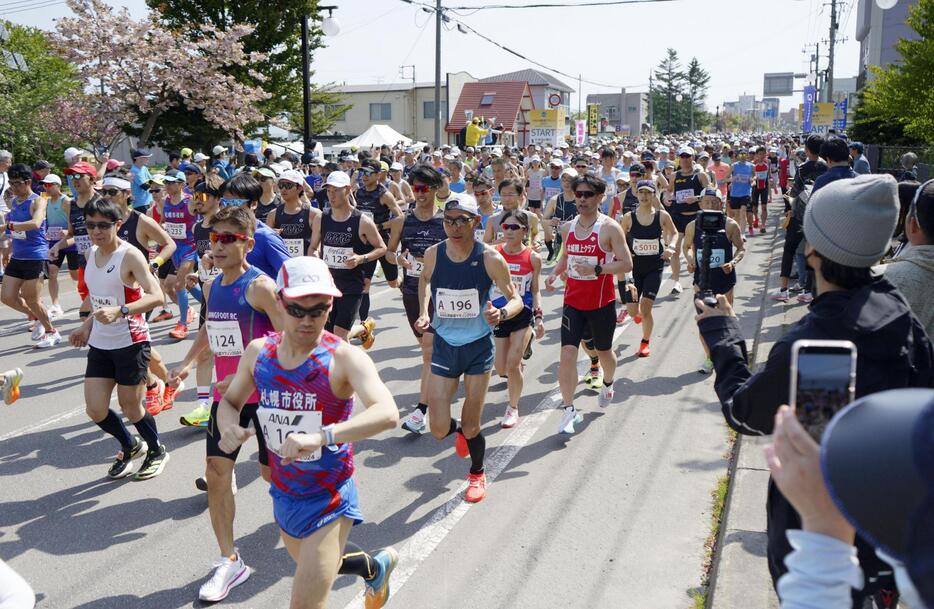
[284,238,304,257]
[361,210,374,220]
[696,248,726,269]
[567,254,598,280]
[756,171,768,181]
[75,234,91,254]
[322,245,352,269]
[206,320,244,357]
[11,230,26,240]
[198,258,220,282]
[435,287,480,319]
[90,294,117,311]
[47,226,65,241]
[675,189,692,204]
[405,254,424,278]
[474,228,486,242]
[632,238,661,256]
[490,272,530,302]
[257,408,323,463]
[529,176,543,191]
[164,222,187,239]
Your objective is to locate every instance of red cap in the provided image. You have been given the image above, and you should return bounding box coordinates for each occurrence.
[64,161,98,178]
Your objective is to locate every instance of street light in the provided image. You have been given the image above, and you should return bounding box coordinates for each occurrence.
[303,5,339,153]
[875,0,897,8]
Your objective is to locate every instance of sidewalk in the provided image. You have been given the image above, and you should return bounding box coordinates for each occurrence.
[708,220,809,609]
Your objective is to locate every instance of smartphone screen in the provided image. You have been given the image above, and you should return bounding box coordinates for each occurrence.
[794,346,855,442]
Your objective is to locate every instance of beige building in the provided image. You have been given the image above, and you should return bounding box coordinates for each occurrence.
[328,71,476,142]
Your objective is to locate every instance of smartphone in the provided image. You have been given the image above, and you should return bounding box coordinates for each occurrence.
[789,339,857,442]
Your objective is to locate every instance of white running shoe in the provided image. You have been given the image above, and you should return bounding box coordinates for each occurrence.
[30,323,46,341]
[598,384,614,408]
[34,330,62,349]
[501,406,519,429]
[48,304,63,320]
[699,358,714,374]
[198,552,251,602]
[670,282,683,295]
[401,409,427,434]
[558,406,583,435]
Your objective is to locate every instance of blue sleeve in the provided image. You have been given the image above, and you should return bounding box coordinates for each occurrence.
[248,224,291,277]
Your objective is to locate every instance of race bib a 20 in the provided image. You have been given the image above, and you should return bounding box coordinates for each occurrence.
[257,408,323,462]
[696,248,726,269]
[435,287,480,319]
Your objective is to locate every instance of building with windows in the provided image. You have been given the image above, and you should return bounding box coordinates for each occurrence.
[481,69,573,116]
[855,0,919,90]
[585,90,649,136]
[446,81,536,147]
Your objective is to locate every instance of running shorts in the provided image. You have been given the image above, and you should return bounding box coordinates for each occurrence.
[86,342,151,386]
[206,401,269,466]
[431,333,494,378]
[272,477,363,539]
[561,302,616,351]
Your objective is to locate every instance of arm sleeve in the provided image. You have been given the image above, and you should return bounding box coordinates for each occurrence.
[777,530,863,609]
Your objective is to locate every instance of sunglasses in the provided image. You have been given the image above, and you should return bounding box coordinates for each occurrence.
[220,197,248,207]
[574,190,598,199]
[412,183,432,194]
[574,165,588,170]
[149,188,163,194]
[680,154,692,159]
[86,221,116,231]
[43,183,57,188]
[209,231,249,244]
[101,188,122,197]
[359,168,377,176]
[282,301,330,319]
[443,216,473,227]
[501,223,526,231]
[277,182,297,190]
[473,188,491,196]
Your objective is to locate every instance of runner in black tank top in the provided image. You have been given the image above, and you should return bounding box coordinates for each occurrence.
[666,148,709,294]
[271,206,312,257]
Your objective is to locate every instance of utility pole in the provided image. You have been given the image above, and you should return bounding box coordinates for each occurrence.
[648,71,654,134]
[301,15,312,149]
[827,0,838,103]
[433,0,442,147]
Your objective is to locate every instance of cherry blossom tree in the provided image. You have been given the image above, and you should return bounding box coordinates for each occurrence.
[53,0,270,146]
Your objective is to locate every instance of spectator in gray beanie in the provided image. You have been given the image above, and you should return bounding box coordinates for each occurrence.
[694,173,933,604]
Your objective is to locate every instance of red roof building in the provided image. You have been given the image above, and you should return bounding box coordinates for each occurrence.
[446,81,536,147]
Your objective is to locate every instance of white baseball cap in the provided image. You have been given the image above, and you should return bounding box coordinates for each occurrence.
[41,173,62,185]
[276,256,343,299]
[325,171,351,188]
[64,147,83,163]
[390,162,404,171]
[212,145,228,156]
[278,169,305,185]
[678,146,695,157]
[193,152,209,162]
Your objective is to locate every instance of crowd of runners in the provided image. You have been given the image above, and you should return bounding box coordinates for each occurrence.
[0,130,922,609]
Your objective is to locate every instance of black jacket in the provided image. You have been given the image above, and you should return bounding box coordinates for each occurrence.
[789,158,827,199]
[699,277,933,599]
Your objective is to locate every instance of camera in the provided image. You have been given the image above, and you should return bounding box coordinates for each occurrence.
[698,209,726,233]
[695,210,727,312]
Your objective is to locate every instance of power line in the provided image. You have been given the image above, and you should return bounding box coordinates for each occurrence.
[1,0,66,16]
[446,0,680,9]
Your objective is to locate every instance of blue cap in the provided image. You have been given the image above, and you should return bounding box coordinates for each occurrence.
[849,141,864,153]
[636,179,656,192]
[131,148,151,160]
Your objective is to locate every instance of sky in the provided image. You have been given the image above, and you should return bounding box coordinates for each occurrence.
[6,0,862,113]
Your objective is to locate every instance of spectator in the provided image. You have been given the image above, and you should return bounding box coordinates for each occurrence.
[849,142,871,175]
[695,173,933,604]
[885,179,934,338]
[210,145,232,180]
[30,160,51,195]
[0,150,11,203]
[812,138,856,194]
[129,148,153,212]
[900,152,919,182]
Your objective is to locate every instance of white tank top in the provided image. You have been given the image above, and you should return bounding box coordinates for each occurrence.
[85,241,150,350]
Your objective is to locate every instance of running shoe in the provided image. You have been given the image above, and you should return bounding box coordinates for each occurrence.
[401,409,427,434]
[364,547,399,609]
[586,367,603,390]
[760,227,767,234]
[2,368,24,405]
[464,472,487,503]
[48,304,63,320]
[161,381,183,411]
[633,315,642,324]
[108,436,147,479]
[788,283,804,293]
[360,318,376,350]
[30,323,46,341]
[454,430,469,458]
[134,445,170,480]
[797,292,814,304]
[670,282,683,295]
[180,403,211,427]
[747,226,754,237]
[637,340,650,358]
[699,358,714,374]
[598,384,615,408]
[198,552,251,602]
[501,406,519,429]
[34,330,62,349]
[195,471,237,494]
[145,379,165,416]
[187,308,196,325]
[557,406,583,434]
[151,309,173,322]
[771,289,789,302]
[523,336,533,360]
[169,323,189,340]
[616,308,628,324]
[753,216,759,229]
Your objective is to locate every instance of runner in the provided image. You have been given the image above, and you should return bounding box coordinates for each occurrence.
[490,209,544,428]
[51,161,98,322]
[215,255,400,609]
[148,177,179,323]
[309,171,385,348]
[40,173,74,320]
[414,193,524,502]
[525,155,545,217]
[267,169,320,258]
[220,173,292,279]
[484,178,541,247]
[384,165,447,435]
[545,172,633,434]
[752,146,770,234]
[542,167,579,262]
[710,153,732,200]
[683,188,745,374]
[161,173,201,340]
[728,148,754,236]
[0,163,61,348]
[621,180,677,357]
[167,205,285,602]
[665,146,709,294]
[388,162,415,206]
[471,174,499,245]
[67,197,168,480]
[595,148,623,215]
[252,167,283,224]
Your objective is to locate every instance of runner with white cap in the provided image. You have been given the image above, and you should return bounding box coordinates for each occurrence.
[665,146,709,294]
[267,169,320,258]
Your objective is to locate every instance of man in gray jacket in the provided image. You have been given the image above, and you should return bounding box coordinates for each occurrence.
[885,180,934,338]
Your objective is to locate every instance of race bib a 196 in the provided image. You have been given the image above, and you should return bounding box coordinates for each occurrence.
[435,287,480,319]
[257,408,323,462]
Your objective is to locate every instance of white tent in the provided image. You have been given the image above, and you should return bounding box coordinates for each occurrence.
[332,124,412,150]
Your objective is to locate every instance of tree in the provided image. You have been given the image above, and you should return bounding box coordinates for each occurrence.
[0,20,80,164]
[685,58,711,133]
[54,0,270,147]
[651,49,687,134]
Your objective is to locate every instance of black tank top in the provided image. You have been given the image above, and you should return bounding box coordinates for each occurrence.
[672,172,703,215]
[272,206,312,257]
[320,209,368,295]
[400,209,446,296]
[555,193,578,221]
[627,210,664,272]
[117,209,147,259]
[70,195,93,268]
[254,195,281,224]
[692,220,734,284]
[621,188,640,216]
[355,183,390,228]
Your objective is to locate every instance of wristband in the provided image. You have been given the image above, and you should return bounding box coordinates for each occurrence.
[321,423,337,447]
[153,256,165,268]
[533,306,543,319]
[7,222,13,232]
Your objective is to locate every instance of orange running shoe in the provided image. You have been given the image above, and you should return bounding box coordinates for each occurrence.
[151,309,173,322]
[454,430,469,458]
[145,379,165,415]
[359,318,376,350]
[162,381,184,411]
[465,472,487,503]
[637,339,650,358]
[169,323,189,340]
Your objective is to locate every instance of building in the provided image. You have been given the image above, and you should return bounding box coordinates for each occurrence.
[855,0,920,89]
[585,90,649,136]
[327,72,477,142]
[482,69,573,116]
[446,81,536,147]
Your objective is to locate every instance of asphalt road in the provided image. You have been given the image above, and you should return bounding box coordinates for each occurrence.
[0,217,776,609]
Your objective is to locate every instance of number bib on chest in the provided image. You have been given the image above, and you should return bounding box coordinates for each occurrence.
[360,210,374,221]
[567,254,598,280]
[696,248,726,269]
[474,228,486,241]
[675,189,692,203]
[11,230,26,240]
[90,294,117,311]
[207,320,244,357]
[284,239,304,257]
[258,408,323,463]
[632,238,661,256]
[164,222,187,240]
[322,245,352,269]
[490,272,530,302]
[435,287,480,318]
[47,226,65,241]
[198,259,220,282]
[406,254,424,278]
[75,234,91,254]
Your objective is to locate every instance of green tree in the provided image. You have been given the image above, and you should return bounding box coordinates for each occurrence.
[685,58,711,133]
[149,0,345,143]
[651,49,687,134]
[850,0,934,144]
[0,21,80,164]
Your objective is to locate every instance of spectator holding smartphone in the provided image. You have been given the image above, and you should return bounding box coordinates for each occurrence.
[694,173,933,604]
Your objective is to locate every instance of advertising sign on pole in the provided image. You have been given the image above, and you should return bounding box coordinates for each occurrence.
[575,120,586,145]
[802,85,816,133]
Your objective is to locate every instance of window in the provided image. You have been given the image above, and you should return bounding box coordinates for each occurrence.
[423,100,447,119]
[369,103,392,121]
[480,93,495,106]
[326,104,348,121]
[628,106,638,113]
[607,106,618,119]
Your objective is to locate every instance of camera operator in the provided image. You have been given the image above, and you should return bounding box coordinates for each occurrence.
[694,173,933,604]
